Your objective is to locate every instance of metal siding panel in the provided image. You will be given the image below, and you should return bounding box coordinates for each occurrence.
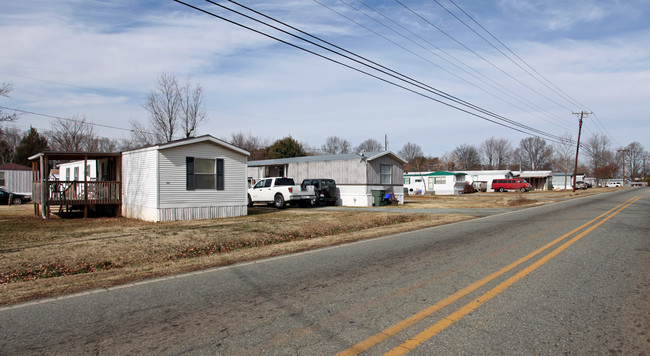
[121,148,159,215]
[157,142,247,208]
[1,170,32,194]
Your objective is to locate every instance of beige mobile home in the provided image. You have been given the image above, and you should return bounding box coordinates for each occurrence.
[122,135,249,222]
[248,151,406,207]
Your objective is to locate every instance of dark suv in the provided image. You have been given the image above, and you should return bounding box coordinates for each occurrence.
[301,179,337,206]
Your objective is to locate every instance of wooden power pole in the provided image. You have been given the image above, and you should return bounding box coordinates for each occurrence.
[572,111,591,192]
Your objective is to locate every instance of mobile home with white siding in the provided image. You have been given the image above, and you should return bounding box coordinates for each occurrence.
[122,135,249,222]
[248,151,406,207]
[0,163,32,195]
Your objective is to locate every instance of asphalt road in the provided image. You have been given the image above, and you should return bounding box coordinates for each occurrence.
[1,188,648,355]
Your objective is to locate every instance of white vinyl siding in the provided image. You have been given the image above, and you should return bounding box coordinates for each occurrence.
[121,147,159,221]
[158,142,246,209]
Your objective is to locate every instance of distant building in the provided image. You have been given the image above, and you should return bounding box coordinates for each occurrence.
[0,163,32,195]
[403,171,466,195]
[248,151,406,206]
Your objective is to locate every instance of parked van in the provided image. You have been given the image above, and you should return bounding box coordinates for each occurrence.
[491,178,531,192]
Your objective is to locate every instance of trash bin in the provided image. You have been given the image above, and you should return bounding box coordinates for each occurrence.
[372,190,386,206]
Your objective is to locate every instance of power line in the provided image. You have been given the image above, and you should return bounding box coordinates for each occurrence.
[334,0,575,132]
[174,0,567,143]
[393,0,572,113]
[0,105,133,133]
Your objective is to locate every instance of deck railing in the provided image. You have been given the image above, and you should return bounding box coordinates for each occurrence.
[32,181,121,205]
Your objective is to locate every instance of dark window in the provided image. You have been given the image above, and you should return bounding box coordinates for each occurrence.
[186,157,225,190]
[275,178,295,186]
[264,179,272,187]
[0,172,4,186]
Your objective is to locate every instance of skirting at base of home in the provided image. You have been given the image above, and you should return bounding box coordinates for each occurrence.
[123,204,247,222]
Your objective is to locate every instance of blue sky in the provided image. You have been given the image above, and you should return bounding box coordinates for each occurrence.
[1,0,648,156]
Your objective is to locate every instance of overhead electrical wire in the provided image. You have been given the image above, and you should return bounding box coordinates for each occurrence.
[336,0,576,133]
[0,105,133,133]
[441,0,616,146]
[172,0,570,144]
[393,0,573,116]
[223,0,569,142]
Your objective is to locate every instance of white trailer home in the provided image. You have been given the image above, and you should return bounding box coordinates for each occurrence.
[122,135,249,222]
[0,163,32,196]
[248,151,406,207]
[551,172,585,190]
[59,160,98,182]
[453,170,513,192]
[403,171,466,195]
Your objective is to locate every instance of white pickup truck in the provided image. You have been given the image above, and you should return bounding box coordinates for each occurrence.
[247,177,316,208]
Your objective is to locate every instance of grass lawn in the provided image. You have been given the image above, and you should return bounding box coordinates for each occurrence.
[0,188,606,306]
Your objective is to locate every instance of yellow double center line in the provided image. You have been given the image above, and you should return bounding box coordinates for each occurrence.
[338,195,641,356]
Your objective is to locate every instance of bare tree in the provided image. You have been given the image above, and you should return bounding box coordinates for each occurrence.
[229,131,270,160]
[128,119,156,148]
[355,138,383,153]
[585,133,615,182]
[624,141,646,179]
[453,144,481,170]
[399,142,423,163]
[321,136,351,155]
[440,152,456,171]
[553,132,574,189]
[1,82,18,122]
[88,137,120,152]
[517,137,552,170]
[136,73,207,144]
[179,79,207,138]
[480,137,512,169]
[48,115,97,152]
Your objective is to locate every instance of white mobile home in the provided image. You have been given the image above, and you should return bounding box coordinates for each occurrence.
[0,163,32,195]
[453,170,513,192]
[248,151,406,207]
[59,160,98,181]
[552,172,585,190]
[404,171,466,195]
[122,135,249,222]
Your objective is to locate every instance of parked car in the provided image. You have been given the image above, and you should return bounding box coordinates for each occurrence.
[301,179,337,206]
[491,178,531,192]
[0,188,31,205]
[247,177,316,208]
[606,181,622,187]
[574,181,587,190]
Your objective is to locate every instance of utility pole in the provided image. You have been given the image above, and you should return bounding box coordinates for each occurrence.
[617,149,628,187]
[572,111,591,192]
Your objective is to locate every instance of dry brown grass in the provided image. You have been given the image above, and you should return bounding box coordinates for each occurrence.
[0,188,609,306]
[0,204,470,306]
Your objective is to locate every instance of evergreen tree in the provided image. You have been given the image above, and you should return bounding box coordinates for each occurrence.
[13,127,49,166]
[267,137,305,159]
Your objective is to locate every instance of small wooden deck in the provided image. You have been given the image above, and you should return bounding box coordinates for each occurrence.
[29,151,122,219]
[32,181,121,205]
